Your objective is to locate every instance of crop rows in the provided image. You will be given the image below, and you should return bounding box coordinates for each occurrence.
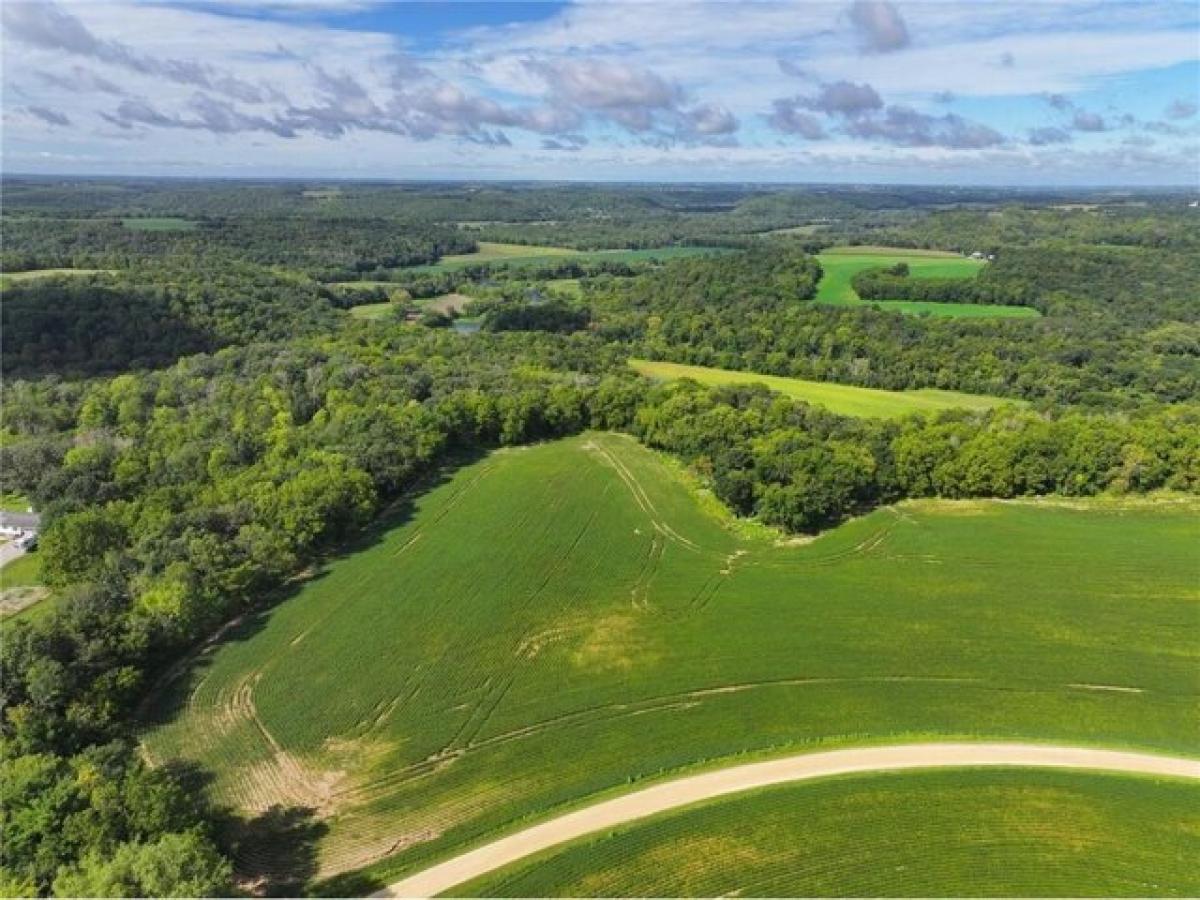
[140,434,1200,885]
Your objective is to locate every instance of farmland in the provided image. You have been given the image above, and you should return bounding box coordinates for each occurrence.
[815,248,1038,318]
[141,433,1200,890]
[406,242,729,273]
[460,769,1200,897]
[4,177,1198,898]
[347,303,398,321]
[628,359,1023,418]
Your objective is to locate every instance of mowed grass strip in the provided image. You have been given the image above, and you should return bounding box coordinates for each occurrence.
[815,247,1038,318]
[142,435,1199,887]
[629,358,1023,418]
[460,769,1200,898]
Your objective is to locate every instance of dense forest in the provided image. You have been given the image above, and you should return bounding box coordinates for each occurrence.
[1,179,1197,896]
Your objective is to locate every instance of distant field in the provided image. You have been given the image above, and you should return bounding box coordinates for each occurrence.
[348,302,399,320]
[764,223,821,236]
[0,268,112,288]
[628,359,1022,418]
[142,434,1199,889]
[407,242,729,273]
[427,292,474,314]
[348,294,471,319]
[815,248,1038,318]
[121,216,199,231]
[463,769,1200,897]
[822,245,966,258]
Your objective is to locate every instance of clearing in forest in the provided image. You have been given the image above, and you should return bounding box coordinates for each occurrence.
[426,293,474,314]
[628,359,1022,418]
[348,303,399,320]
[141,434,1199,891]
[815,247,1038,318]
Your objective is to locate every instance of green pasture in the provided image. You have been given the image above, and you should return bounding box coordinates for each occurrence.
[629,359,1023,418]
[815,247,1037,318]
[407,242,728,273]
[462,769,1200,897]
[142,434,1199,889]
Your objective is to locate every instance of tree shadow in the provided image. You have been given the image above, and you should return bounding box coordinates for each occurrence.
[227,805,329,897]
[311,868,386,898]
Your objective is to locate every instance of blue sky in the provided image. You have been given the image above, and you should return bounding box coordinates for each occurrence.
[2,1,1197,184]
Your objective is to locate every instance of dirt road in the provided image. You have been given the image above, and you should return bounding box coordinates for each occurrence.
[373,741,1200,898]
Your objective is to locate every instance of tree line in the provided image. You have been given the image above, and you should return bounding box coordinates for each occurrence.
[633,380,1199,533]
[587,246,1198,408]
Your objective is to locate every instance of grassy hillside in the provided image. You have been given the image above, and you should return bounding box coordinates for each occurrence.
[629,359,1023,418]
[816,248,1038,318]
[142,434,1199,888]
[461,770,1200,897]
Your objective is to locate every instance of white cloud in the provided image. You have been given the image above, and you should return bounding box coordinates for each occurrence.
[2,0,1196,183]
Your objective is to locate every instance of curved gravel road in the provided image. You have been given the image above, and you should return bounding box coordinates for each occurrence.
[373,741,1200,898]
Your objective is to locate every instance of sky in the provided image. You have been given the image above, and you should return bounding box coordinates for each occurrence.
[2,0,1198,185]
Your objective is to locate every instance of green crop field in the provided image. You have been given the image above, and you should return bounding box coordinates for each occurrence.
[461,769,1200,897]
[121,216,200,231]
[815,247,1038,318]
[141,434,1199,890]
[629,359,1023,418]
[406,242,728,273]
